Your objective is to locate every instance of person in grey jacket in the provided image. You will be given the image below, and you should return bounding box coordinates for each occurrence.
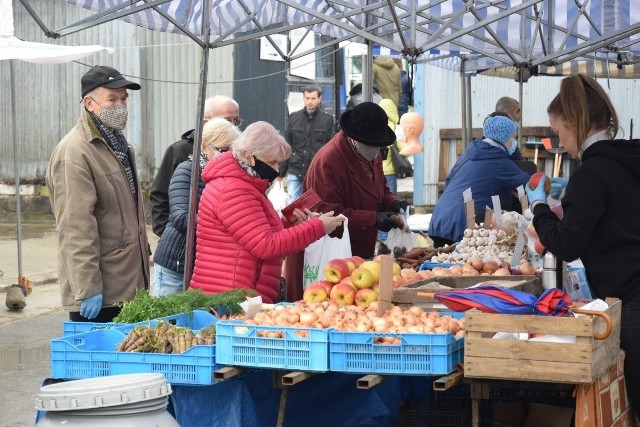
[152,118,240,296]
[280,86,335,204]
[45,65,150,322]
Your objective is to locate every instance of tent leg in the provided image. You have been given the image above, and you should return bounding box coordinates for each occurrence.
[10,60,23,278]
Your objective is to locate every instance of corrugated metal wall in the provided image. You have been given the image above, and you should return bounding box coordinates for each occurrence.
[233,37,287,133]
[420,64,640,205]
[2,1,233,182]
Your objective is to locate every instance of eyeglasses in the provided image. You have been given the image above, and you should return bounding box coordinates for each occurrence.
[224,116,243,127]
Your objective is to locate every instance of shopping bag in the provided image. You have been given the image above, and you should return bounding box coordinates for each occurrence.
[267,180,288,214]
[303,217,351,289]
[390,142,413,176]
[385,208,416,254]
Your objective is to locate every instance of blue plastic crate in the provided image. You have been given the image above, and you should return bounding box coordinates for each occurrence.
[51,312,219,385]
[329,313,465,375]
[215,320,329,371]
[418,262,456,271]
[62,310,215,337]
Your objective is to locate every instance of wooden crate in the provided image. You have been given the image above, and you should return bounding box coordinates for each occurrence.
[464,298,621,384]
[392,276,542,309]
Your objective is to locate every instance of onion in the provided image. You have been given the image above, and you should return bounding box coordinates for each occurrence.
[518,262,537,276]
[492,267,511,276]
[299,312,318,326]
[483,260,500,274]
[469,257,484,272]
[408,306,424,316]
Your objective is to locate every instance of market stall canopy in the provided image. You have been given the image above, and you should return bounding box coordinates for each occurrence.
[18,0,633,70]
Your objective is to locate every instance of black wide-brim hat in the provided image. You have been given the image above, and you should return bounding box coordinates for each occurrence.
[340,102,397,147]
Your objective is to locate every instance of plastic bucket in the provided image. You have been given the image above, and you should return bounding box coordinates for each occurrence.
[35,373,180,426]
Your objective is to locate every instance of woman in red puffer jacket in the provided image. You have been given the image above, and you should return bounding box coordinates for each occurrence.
[190,121,344,303]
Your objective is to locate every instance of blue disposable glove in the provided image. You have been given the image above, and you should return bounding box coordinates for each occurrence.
[80,293,103,320]
[549,177,568,199]
[525,175,548,206]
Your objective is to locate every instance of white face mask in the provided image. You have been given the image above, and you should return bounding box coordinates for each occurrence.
[394,126,405,142]
[97,105,128,131]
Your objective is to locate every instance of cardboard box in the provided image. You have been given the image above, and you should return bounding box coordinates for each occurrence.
[464,298,621,384]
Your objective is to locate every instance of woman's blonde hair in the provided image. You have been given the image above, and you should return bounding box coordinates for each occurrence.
[232,121,291,162]
[547,73,619,149]
[202,117,241,151]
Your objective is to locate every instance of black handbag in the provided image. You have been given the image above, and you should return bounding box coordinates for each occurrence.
[390,142,413,177]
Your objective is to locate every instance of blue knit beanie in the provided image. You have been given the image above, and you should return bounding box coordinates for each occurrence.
[483,116,517,144]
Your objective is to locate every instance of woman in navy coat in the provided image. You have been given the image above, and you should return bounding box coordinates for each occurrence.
[428,115,530,246]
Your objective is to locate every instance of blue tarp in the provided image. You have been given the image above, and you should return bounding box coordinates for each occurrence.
[171,370,431,427]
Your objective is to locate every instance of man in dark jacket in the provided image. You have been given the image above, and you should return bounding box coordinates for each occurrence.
[280,86,335,204]
[149,95,240,237]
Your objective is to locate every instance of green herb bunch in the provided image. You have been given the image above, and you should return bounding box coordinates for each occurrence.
[113,288,258,323]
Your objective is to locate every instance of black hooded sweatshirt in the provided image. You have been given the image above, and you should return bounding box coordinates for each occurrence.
[532,138,640,302]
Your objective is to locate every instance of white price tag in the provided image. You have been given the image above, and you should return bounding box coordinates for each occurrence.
[491,195,503,227]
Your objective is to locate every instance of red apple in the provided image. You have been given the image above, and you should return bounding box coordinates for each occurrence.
[349,256,366,267]
[351,267,375,289]
[329,283,356,306]
[303,284,329,303]
[355,288,378,307]
[529,172,551,193]
[344,258,357,273]
[339,276,358,291]
[314,280,333,294]
[360,261,381,283]
[324,259,351,284]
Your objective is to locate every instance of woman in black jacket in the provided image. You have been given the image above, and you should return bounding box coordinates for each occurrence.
[526,73,640,417]
[152,118,240,296]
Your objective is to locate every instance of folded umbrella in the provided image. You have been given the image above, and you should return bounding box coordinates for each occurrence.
[417,286,612,339]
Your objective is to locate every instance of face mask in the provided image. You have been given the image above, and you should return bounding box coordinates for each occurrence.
[94,102,128,131]
[507,140,517,156]
[355,142,380,161]
[395,126,405,142]
[252,157,279,183]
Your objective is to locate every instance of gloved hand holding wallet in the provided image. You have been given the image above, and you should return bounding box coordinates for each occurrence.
[391,200,410,214]
[377,211,399,232]
[80,292,103,320]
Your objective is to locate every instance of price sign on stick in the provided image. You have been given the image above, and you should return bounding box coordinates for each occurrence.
[377,255,394,317]
[491,195,503,227]
[511,230,526,267]
[517,185,528,212]
[463,188,475,229]
[484,207,493,229]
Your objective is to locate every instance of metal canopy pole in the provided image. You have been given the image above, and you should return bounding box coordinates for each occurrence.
[183,0,211,291]
[460,58,468,145]
[10,60,23,278]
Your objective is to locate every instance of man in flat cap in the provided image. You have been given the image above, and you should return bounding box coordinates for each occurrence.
[46,65,150,322]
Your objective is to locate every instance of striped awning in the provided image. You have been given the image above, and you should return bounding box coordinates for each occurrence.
[53,1,640,71]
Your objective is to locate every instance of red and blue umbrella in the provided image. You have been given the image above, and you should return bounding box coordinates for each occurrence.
[418,286,572,316]
[417,286,612,339]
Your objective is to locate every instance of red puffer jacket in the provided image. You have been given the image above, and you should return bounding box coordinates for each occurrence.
[190,152,326,303]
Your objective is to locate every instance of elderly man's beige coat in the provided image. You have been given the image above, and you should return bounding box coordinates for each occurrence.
[46,109,150,312]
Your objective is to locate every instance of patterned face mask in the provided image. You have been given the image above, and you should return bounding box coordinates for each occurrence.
[91,98,128,131]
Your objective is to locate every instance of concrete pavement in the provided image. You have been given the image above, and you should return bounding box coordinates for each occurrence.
[0,221,159,427]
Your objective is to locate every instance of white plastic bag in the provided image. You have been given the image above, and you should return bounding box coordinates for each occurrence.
[385,208,417,254]
[303,217,351,289]
[267,180,287,214]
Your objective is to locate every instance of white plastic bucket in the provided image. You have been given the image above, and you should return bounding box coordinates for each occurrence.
[35,373,180,426]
